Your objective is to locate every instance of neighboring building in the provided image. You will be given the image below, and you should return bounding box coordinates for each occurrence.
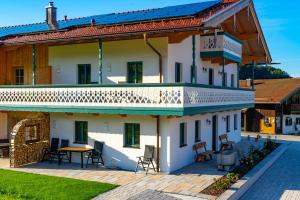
[241,79,300,135]
[0,0,270,172]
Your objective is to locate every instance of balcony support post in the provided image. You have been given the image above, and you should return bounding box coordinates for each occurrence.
[222,57,225,87]
[237,62,240,88]
[191,35,196,83]
[98,39,103,84]
[251,60,255,89]
[32,44,36,85]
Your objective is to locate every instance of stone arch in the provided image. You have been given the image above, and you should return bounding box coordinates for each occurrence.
[10,117,50,168]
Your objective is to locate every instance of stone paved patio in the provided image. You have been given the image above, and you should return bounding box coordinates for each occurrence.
[0,157,223,200]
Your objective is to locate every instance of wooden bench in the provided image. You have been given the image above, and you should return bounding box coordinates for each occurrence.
[193,142,213,162]
[219,134,235,151]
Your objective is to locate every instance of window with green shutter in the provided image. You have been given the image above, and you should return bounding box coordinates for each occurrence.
[124,123,140,147]
[127,62,143,83]
[179,123,187,147]
[175,62,182,83]
[75,121,88,144]
[226,115,230,133]
[78,64,91,84]
[195,120,201,142]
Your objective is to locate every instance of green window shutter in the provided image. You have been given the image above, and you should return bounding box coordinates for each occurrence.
[125,123,140,147]
[191,65,197,83]
[127,62,143,84]
[234,114,238,130]
[226,116,230,132]
[195,120,200,142]
[179,123,186,147]
[175,63,182,83]
[75,121,88,144]
[78,64,91,84]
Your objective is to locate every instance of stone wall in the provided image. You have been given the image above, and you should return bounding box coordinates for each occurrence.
[10,116,50,168]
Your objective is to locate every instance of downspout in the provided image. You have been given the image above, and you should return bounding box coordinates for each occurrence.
[143,33,163,83]
[144,33,161,171]
[156,116,160,172]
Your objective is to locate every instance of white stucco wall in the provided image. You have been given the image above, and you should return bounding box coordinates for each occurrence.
[167,35,238,86]
[168,110,241,172]
[282,114,300,135]
[50,113,172,172]
[49,38,168,84]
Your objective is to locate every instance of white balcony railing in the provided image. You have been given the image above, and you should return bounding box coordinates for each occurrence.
[0,84,254,115]
[200,32,242,62]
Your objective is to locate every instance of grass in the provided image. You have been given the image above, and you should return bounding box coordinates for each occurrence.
[0,169,117,200]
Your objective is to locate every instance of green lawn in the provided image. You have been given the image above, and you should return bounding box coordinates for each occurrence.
[0,169,117,200]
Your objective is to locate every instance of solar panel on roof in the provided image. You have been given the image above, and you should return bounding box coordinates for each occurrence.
[0,0,221,38]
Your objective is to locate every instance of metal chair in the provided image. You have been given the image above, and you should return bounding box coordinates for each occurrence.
[135,145,156,175]
[42,138,59,162]
[58,139,69,163]
[86,141,104,168]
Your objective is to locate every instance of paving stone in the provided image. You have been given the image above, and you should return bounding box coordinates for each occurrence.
[128,190,180,200]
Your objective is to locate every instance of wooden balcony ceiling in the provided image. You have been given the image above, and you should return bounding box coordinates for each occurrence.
[219,2,271,65]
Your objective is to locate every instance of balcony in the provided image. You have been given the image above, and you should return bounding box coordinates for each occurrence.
[0,84,254,116]
[200,32,242,63]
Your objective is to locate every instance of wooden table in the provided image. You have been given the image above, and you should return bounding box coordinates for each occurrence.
[58,147,93,168]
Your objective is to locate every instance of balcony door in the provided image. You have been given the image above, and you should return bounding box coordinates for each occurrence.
[127,62,143,83]
[212,115,218,151]
[14,67,24,85]
[78,64,91,84]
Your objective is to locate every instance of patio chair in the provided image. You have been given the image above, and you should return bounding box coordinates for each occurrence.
[42,138,59,162]
[219,134,235,151]
[135,145,156,175]
[193,142,213,162]
[86,141,104,168]
[58,139,70,163]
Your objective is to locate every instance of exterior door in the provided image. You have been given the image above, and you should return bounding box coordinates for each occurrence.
[212,115,218,151]
[209,68,214,85]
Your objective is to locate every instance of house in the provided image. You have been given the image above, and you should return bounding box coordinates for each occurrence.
[0,0,270,173]
[241,79,300,135]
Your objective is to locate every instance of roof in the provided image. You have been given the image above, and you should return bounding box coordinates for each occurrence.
[240,79,300,104]
[0,0,221,38]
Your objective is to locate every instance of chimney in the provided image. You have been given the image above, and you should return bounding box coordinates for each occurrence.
[46,2,57,30]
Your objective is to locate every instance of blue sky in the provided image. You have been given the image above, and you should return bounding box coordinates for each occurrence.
[0,0,299,77]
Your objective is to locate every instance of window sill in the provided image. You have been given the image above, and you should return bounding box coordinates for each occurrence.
[180,144,187,148]
[73,142,88,145]
[123,146,141,149]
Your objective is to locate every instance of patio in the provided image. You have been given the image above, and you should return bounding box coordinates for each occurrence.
[0,157,224,200]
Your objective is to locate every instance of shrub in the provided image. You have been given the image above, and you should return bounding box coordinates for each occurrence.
[213,177,231,190]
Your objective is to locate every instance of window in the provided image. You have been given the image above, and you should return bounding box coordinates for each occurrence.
[234,114,238,130]
[127,62,143,83]
[195,120,201,142]
[226,115,230,133]
[78,64,91,84]
[209,68,214,85]
[15,67,24,85]
[296,118,300,125]
[190,65,196,83]
[175,62,182,83]
[224,72,228,87]
[124,123,140,147]
[285,118,293,126]
[231,74,235,88]
[75,121,88,144]
[24,125,39,144]
[179,123,187,147]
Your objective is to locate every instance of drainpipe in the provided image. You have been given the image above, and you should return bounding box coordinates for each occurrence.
[144,33,163,83]
[98,39,103,84]
[156,116,160,172]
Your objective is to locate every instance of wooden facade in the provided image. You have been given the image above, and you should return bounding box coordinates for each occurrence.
[0,45,51,85]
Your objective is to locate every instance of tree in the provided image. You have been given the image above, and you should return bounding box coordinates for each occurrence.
[239,65,291,80]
